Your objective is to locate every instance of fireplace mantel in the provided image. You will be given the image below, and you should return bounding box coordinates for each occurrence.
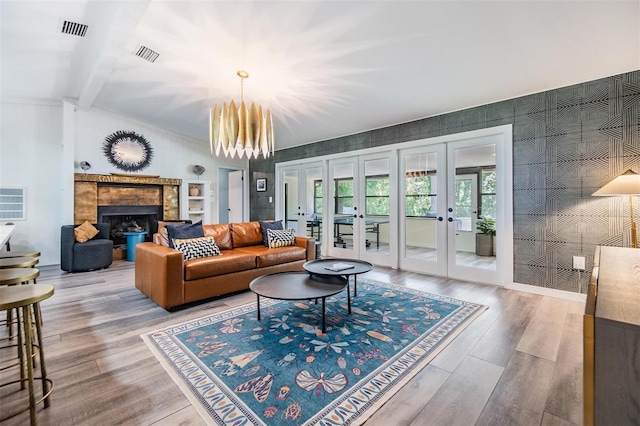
[74,173,181,186]
[73,173,182,224]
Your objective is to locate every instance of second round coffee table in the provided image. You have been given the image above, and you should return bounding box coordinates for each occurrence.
[303,259,373,297]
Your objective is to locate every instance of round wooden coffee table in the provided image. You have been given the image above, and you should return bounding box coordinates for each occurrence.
[303,259,373,297]
[249,271,348,333]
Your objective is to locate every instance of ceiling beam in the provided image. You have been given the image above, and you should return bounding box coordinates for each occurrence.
[76,1,151,109]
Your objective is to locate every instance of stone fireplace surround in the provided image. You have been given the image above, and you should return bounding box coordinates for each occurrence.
[74,174,181,245]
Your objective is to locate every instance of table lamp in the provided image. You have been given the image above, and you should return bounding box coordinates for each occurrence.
[592,169,640,248]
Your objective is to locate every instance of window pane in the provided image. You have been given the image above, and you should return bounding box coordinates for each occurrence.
[455,179,473,231]
[481,170,496,194]
[482,195,496,218]
[405,175,436,216]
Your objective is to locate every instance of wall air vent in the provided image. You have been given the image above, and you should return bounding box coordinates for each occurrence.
[59,20,88,37]
[134,45,160,63]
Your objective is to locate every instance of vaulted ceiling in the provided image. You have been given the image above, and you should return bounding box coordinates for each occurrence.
[1,1,638,151]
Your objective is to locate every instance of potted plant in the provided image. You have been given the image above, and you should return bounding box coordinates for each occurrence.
[475,216,496,256]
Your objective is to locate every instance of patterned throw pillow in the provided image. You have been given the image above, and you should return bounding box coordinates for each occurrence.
[267,228,296,248]
[173,236,221,260]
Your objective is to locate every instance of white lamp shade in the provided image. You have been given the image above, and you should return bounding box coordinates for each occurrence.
[592,170,640,196]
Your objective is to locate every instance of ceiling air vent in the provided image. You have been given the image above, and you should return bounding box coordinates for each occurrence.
[134,45,160,63]
[59,20,88,37]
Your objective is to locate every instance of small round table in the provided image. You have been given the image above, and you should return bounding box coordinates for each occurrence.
[249,271,348,333]
[122,231,147,262]
[303,259,373,297]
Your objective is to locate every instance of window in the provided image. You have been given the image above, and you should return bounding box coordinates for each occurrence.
[480,169,496,219]
[405,174,436,217]
[313,180,323,214]
[334,179,353,214]
[365,175,389,215]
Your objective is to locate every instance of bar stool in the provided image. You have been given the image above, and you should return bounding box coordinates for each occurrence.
[0,257,39,269]
[0,251,40,259]
[1,268,40,336]
[0,284,54,425]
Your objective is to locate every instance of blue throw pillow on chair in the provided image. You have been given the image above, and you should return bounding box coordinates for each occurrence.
[166,220,204,249]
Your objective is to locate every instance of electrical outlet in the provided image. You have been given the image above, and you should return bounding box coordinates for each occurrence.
[573,256,586,270]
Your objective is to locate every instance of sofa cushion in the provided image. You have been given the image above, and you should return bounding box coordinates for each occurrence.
[184,250,257,281]
[173,236,221,260]
[203,223,233,250]
[167,221,204,248]
[74,221,99,243]
[230,222,263,248]
[157,220,187,247]
[267,228,296,248]
[258,220,283,246]
[234,245,306,268]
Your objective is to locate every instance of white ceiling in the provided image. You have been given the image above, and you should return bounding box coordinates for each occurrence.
[1,1,639,152]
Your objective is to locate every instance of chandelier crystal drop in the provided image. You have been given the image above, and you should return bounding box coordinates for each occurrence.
[209,70,274,160]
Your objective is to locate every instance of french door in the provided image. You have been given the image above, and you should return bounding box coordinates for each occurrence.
[277,161,324,244]
[399,131,510,286]
[326,152,396,267]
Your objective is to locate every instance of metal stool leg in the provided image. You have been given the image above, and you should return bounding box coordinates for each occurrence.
[22,304,37,425]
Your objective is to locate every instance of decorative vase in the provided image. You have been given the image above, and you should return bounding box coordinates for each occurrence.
[189,186,200,196]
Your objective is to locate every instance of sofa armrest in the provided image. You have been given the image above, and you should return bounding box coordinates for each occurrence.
[295,236,316,261]
[135,242,185,309]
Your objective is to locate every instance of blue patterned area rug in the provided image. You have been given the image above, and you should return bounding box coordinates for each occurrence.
[142,278,487,425]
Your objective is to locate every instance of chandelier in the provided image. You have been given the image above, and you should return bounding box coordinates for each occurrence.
[209,70,274,159]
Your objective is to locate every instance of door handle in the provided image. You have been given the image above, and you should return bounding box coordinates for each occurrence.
[437,216,443,221]
[359,215,363,219]
[353,214,357,218]
[301,213,305,216]
[448,217,454,222]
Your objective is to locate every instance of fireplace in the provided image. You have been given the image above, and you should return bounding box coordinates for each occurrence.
[98,205,163,246]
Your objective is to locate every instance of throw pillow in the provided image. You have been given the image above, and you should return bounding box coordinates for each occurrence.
[267,228,296,248]
[157,220,186,247]
[74,221,99,243]
[167,221,204,249]
[173,236,221,260]
[259,220,283,247]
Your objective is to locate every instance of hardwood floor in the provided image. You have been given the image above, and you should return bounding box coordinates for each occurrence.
[0,261,584,425]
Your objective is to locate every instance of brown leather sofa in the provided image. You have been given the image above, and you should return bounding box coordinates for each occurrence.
[135,221,316,309]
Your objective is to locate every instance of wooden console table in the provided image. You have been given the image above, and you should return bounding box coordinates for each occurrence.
[584,245,640,425]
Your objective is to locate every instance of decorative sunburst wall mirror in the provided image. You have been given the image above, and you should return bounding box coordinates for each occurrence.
[103,130,154,172]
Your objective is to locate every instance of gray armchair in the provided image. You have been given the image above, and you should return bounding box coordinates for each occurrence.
[60,223,113,272]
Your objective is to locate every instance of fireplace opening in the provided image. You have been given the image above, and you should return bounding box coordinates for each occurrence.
[98,205,162,247]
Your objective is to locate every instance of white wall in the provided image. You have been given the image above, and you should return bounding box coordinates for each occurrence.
[1,100,247,266]
[0,100,64,265]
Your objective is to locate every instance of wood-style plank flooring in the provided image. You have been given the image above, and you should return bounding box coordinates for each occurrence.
[0,261,584,425]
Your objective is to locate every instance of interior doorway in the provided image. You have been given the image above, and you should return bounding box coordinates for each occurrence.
[217,168,248,224]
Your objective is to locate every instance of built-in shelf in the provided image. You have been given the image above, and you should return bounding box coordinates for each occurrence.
[180,180,210,224]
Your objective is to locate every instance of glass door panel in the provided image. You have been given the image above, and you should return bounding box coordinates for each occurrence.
[447,141,497,284]
[283,169,301,233]
[327,158,358,258]
[400,145,446,276]
[303,165,323,253]
[360,153,395,267]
